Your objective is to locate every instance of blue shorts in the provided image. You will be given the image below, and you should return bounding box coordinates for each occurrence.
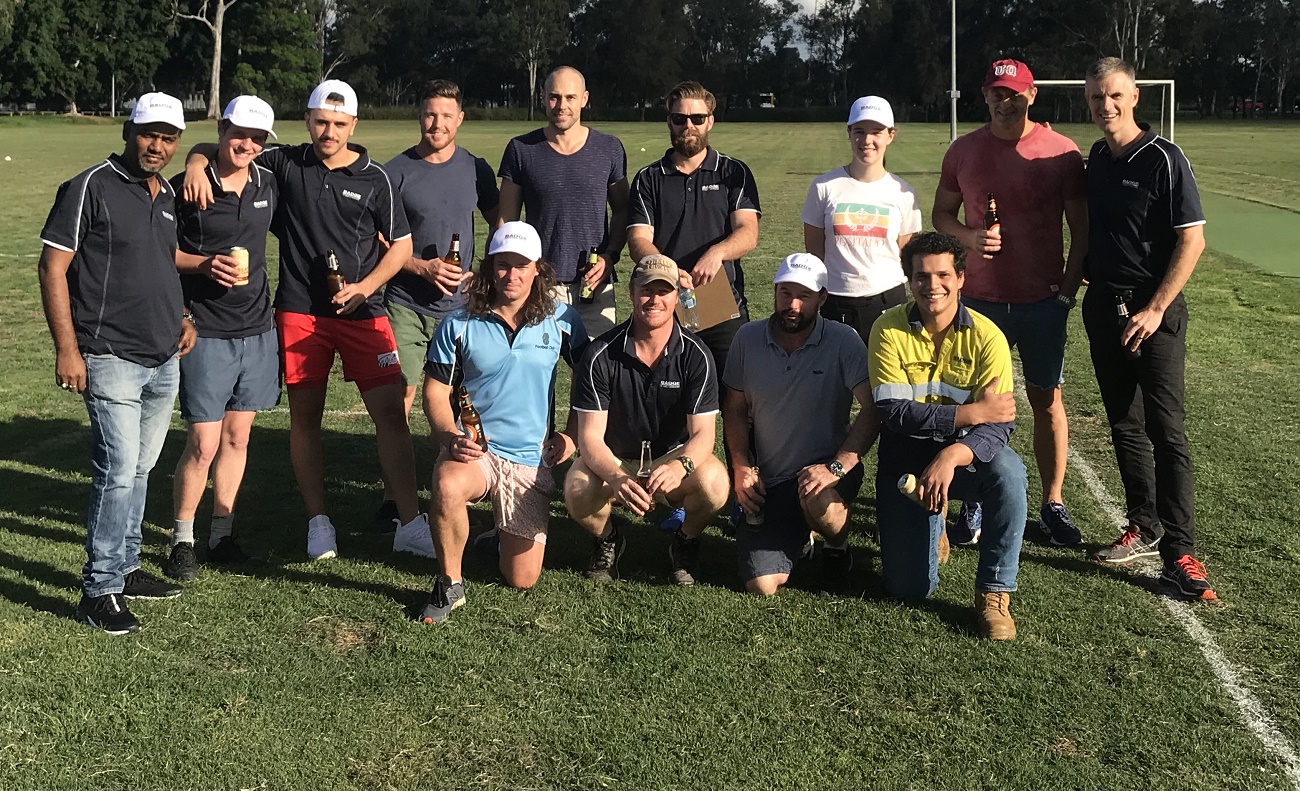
[962,296,1068,390]
[179,328,281,423]
[736,464,865,582]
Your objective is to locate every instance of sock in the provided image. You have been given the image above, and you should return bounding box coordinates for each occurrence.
[209,514,234,549]
[172,519,195,547]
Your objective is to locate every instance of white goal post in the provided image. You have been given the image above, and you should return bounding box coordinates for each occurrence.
[1033,79,1176,142]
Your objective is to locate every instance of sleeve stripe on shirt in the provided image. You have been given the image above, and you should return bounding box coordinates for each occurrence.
[680,331,716,414]
[56,161,112,252]
[39,239,75,253]
[585,338,614,412]
[364,160,399,238]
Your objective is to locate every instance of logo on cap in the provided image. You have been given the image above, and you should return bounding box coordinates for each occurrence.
[994,63,1018,77]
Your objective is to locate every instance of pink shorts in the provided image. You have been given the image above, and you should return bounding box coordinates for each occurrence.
[441,449,555,545]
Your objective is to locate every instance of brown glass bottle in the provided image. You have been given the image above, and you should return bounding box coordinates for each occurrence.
[326,250,347,294]
[458,386,488,450]
[983,193,1001,257]
[637,440,653,489]
[446,233,461,266]
[1115,296,1143,360]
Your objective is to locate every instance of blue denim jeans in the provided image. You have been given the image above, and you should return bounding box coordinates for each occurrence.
[876,446,1028,599]
[82,353,180,597]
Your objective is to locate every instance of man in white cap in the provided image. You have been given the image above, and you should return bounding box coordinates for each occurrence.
[420,221,589,624]
[932,58,1088,551]
[38,92,197,633]
[163,96,281,581]
[564,254,730,587]
[721,253,880,597]
[182,79,427,563]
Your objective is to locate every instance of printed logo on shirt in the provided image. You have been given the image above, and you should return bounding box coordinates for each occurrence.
[342,189,362,201]
[254,199,270,208]
[659,381,681,389]
[161,210,175,222]
[1122,179,1140,189]
[701,184,721,192]
[377,351,399,368]
[832,202,890,239]
[542,332,550,346]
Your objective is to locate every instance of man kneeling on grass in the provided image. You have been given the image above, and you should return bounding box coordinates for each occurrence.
[564,255,730,586]
[868,231,1027,640]
[419,222,588,624]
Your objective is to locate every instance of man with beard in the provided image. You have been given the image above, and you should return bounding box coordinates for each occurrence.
[721,254,879,596]
[39,93,197,633]
[498,66,629,337]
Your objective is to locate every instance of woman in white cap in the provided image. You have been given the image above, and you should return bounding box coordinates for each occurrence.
[801,96,922,344]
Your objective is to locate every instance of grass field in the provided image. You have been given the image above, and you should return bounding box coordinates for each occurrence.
[1,116,1299,790]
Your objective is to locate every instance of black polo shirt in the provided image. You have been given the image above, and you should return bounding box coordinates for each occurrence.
[1086,126,1205,291]
[40,154,183,367]
[571,319,719,459]
[259,143,411,321]
[169,162,277,338]
[627,147,761,313]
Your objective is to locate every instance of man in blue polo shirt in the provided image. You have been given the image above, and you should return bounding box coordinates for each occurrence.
[1082,57,1215,601]
[498,66,629,337]
[39,93,197,634]
[165,96,280,581]
[420,222,588,624]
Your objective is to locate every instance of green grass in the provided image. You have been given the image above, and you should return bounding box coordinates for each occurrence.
[1,119,1299,790]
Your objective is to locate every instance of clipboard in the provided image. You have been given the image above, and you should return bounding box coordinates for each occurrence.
[676,267,741,331]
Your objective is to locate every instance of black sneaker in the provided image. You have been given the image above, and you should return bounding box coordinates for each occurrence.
[162,542,199,581]
[1094,526,1162,565]
[668,533,701,586]
[78,593,140,635]
[371,499,400,534]
[122,568,182,600]
[1161,554,1218,601]
[1038,501,1083,547]
[585,527,626,582]
[419,575,465,624]
[820,544,854,595]
[207,536,249,565]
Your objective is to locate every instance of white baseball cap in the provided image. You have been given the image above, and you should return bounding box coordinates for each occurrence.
[488,221,543,262]
[847,95,895,129]
[222,95,277,138]
[773,253,828,293]
[129,92,186,131]
[307,80,359,117]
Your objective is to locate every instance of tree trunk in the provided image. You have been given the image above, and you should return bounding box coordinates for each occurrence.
[527,59,538,121]
[207,8,224,120]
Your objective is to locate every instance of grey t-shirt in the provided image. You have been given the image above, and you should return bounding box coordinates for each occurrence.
[384,145,499,318]
[498,127,627,282]
[723,316,871,485]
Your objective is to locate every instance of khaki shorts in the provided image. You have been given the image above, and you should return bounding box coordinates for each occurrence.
[550,281,616,339]
[385,300,442,388]
[615,445,685,505]
[441,448,556,545]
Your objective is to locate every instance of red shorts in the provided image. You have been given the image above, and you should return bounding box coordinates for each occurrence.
[275,310,403,392]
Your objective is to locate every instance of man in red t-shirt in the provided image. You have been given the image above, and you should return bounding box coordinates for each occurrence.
[932,58,1088,549]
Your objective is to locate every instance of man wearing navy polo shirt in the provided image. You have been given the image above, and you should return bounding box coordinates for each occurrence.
[1082,58,1216,601]
[39,93,197,634]
[420,222,587,623]
[498,66,629,337]
[564,255,730,586]
[184,80,427,563]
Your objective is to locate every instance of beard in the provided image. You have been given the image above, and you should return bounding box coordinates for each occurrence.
[777,310,815,334]
[671,128,708,158]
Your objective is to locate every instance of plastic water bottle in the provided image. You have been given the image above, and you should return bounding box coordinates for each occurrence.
[680,287,701,330]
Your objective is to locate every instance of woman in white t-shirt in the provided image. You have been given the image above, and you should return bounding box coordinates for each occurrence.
[802,96,922,343]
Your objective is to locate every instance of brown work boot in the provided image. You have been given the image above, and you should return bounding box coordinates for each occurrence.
[938,530,950,564]
[974,591,1016,641]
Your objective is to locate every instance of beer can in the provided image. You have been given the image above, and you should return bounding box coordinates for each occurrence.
[230,247,250,286]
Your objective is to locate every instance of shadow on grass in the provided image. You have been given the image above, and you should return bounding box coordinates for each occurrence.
[1020,544,1171,597]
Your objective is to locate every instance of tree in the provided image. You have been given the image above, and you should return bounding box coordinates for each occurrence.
[175,0,241,119]
[490,0,571,118]
[800,0,859,106]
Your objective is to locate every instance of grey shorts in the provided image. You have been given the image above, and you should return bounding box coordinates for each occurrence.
[737,465,864,581]
[179,328,281,423]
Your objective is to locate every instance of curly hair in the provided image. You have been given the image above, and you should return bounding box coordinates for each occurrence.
[900,231,967,276]
[463,256,558,327]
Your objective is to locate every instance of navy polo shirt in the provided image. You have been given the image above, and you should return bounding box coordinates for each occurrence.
[258,143,411,320]
[1086,126,1206,291]
[169,162,278,338]
[40,153,183,367]
[627,147,761,314]
[572,320,719,459]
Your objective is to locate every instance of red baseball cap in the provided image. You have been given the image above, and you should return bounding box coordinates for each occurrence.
[983,59,1034,92]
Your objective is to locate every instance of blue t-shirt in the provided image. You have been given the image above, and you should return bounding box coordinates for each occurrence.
[383,146,500,318]
[425,303,589,466]
[498,128,627,282]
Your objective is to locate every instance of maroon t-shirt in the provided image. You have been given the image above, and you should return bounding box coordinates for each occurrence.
[938,124,1086,303]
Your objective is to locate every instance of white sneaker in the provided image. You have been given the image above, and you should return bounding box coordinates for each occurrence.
[393,513,437,558]
[306,516,338,560]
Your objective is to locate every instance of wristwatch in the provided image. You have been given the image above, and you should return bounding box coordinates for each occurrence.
[182,311,197,327]
[827,460,846,478]
[677,456,695,477]
[1055,293,1077,309]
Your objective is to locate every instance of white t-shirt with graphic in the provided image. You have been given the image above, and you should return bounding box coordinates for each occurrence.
[801,168,923,298]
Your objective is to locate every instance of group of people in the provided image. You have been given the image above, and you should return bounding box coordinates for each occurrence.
[38,55,1215,642]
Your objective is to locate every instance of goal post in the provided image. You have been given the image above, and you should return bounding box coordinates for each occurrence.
[1032,79,1176,142]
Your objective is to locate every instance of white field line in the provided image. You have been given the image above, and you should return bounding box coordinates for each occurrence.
[1014,375,1300,788]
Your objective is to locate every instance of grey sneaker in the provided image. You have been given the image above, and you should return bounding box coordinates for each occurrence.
[1094,526,1161,565]
[419,575,465,624]
[585,527,626,582]
[668,533,701,586]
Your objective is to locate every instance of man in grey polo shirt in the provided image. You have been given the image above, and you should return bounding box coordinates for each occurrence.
[721,253,880,596]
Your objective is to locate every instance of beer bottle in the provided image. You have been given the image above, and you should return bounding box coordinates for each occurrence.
[637,440,653,489]
[679,286,702,330]
[983,193,1002,257]
[458,386,488,450]
[745,466,764,527]
[326,250,347,294]
[445,233,461,266]
[579,247,599,303]
[1115,295,1143,360]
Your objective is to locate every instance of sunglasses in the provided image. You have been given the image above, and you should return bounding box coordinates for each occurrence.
[668,112,711,126]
